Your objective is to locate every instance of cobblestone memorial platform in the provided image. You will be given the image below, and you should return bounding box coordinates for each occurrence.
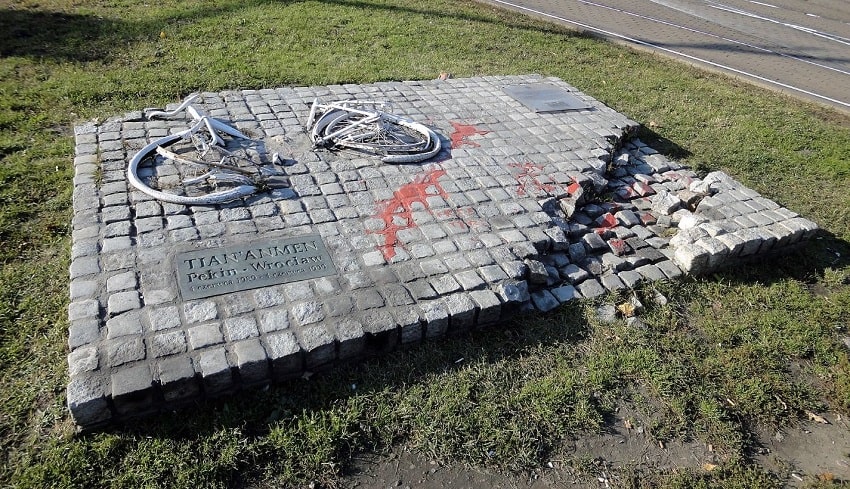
[68,75,819,428]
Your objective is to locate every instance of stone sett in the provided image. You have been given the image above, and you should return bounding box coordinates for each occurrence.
[67,75,819,429]
[157,356,199,403]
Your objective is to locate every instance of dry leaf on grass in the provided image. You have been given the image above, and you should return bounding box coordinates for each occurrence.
[807,411,830,424]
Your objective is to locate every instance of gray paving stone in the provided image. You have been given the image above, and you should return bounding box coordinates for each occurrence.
[444,293,476,332]
[157,356,199,402]
[495,280,530,304]
[188,323,224,350]
[106,311,144,339]
[292,301,326,326]
[656,260,684,280]
[469,289,501,326]
[568,242,587,262]
[360,310,399,351]
[265,331,302,380]
[551,284,580,303]
[335,318,367,358]
[582,232,607,252]
[560,263,589,284]
[184,301,218,324]
[105,336,145,367]
[224,316,260,341]
[111,364,154,415]
[148,305,181,331]
[68,319,101,350]
[151,330,188,358]
[618,270,644,288]
[297,325,336,368]
[672,244,710,274]
[636,264,668,282]
[406,280,437,300]
[600,274,626,291]
[421,300,449,339]
[70,256,101,279]
[601,253,628,272]
[234,339,269,385]
[355,289,386,310]
[576,279,605,299]
[395,307,424,344]
[381,284,414,306]
[431,275,462,295]
[696,237,730,271]
[531,290,560,312]
[455,270,485,291]
[67,374,111,427]
[68,346,99,377]
[525,259,549,285]
[198,347,233,395]
[479,264,509,282]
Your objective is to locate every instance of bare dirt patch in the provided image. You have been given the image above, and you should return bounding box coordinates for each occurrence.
[343,404,715,488]
[755,414,850,486]
[341,406,850,488]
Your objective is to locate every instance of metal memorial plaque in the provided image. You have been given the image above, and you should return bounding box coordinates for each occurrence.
[176,235,337,300]
[503,83,592,112]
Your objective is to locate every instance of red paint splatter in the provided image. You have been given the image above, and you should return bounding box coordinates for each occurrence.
[632,182,656,197]
[608,238,629,256]
[639,212,657,226]
[508,162,559,197]
[596,212,618,229]
[370,168,447,261]
[450,121,490,149]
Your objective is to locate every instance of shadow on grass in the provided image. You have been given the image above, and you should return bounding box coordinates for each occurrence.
[0,0,592,63]
[711,231,850,287]
[77,302,595,481]
[0,9,132,62]
[634,125,692,162]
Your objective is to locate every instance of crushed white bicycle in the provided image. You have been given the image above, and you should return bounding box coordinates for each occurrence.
[127,94,287,206]
[306,99,442,164]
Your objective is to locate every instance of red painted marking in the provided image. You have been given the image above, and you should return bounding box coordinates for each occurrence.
[596,212,618,229]
[608,238,628,256]
[508,162,559,197]
[616,186,637,200]
[447,220,469,232]
[639,212,657,226]
[632,182,656,197]
[434,208,457,220]
[450,121,490,149]
[567,181,582,195]
[370,168,447,261]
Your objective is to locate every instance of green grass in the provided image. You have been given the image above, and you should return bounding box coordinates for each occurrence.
[2,0,850,487]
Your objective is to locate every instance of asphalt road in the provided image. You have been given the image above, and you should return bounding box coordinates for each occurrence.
[477,0,850,113]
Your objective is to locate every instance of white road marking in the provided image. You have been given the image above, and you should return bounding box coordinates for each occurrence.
[482,0,850,109]
[582,0,850,76]
[707,1,850,47]
[748,1,778,8]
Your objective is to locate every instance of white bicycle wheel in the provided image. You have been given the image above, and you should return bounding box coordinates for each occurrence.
[128,133,258,206]
[308,100,442,163]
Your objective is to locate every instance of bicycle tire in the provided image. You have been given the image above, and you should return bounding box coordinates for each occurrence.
[128,132,257,206]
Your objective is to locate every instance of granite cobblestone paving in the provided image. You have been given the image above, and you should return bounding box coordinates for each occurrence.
[67,75,818,428]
